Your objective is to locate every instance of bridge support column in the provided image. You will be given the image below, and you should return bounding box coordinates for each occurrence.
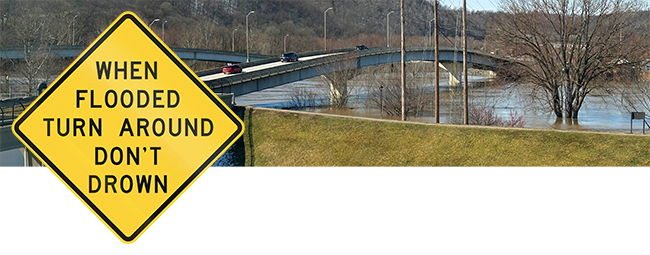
[439,62,462,86]
[320,75,348,108]
[317,58,362,108]
[439,62,476,86]
[183,59,198,68]
[19,147,41,167]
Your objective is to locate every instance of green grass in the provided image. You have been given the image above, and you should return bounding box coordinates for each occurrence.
[241,107,650,166]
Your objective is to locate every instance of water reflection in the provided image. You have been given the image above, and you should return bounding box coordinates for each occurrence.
[236,76,633,133]
[212,107,246,167]
[1,77,635,167]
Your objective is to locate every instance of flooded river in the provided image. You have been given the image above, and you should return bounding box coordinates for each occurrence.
[236,75,634,133]
[1,72,639,167]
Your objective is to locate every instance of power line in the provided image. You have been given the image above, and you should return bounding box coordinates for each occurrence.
[474,0,487,10]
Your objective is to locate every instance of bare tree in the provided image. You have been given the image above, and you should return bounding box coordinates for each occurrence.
[318,59,361,108]
[607,64,650,114]
[366,63,433,117]
[285,84,322,109]
[7,8,69,96]
[492,0,648,119]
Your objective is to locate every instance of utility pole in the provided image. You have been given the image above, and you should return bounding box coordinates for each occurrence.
[400,0,406,121]
[463,0,468,125]
[387,11,394,47]
[434,0,440,123]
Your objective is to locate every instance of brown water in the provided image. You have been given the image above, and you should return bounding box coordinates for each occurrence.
[1,77,636,167]
[236,76,635,134]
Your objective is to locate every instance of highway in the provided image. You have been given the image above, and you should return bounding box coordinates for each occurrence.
[200,53,343,82]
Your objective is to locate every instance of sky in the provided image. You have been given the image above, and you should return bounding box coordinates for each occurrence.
[442,0,500,11]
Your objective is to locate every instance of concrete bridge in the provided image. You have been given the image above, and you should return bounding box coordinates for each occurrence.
[0,45,271,63]
[0,46,507,158]
[199,46,508,96]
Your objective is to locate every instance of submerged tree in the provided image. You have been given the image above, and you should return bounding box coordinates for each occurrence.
[492,0,649,119]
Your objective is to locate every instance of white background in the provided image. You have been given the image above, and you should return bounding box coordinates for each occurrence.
[1,167,649,255]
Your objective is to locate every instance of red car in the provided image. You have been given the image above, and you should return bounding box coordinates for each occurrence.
[222,64,242,74]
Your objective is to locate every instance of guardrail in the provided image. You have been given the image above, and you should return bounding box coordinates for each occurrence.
[194,48,357,77]
[0,46,508,127]
[0,96,35,127]
[203,46,509,92]
[0,45,271,61]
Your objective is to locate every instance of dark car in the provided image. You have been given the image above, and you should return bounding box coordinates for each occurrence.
[355,45,369,51]
[281,52,299,62]
[222,64,242,74]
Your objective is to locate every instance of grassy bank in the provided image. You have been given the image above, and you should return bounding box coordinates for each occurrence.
[241,107,650,166]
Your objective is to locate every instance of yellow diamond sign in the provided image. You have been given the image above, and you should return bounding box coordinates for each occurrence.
[12,12,244,243]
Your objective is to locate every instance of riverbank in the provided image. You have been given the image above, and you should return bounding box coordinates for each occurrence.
[241,107,650,166]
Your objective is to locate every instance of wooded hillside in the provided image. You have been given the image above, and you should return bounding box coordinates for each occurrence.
[0,0,493,55]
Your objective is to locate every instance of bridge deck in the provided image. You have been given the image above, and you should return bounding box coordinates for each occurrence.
[200,46,508,96]
[0,46,508,129]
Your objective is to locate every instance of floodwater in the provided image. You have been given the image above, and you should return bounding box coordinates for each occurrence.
[236,74,635,134]
[1,72,638,167]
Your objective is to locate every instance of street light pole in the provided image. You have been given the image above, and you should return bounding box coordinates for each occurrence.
[400,0,406,121]
[386,11,394,47]
[284,34,289,53]
[246,11,255,62]
[324,7,333,51]
[71,14,78,45]
[232,28,238,52]
[162,20,168,42]
[148,18,160,29]
[428,18,434,47]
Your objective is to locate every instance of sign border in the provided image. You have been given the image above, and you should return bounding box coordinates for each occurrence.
[13,12,243,243]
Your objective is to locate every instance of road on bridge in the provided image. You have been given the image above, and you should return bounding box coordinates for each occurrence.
[200,52,344,82]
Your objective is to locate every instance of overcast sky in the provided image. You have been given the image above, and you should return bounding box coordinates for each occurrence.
[442,0,500,11]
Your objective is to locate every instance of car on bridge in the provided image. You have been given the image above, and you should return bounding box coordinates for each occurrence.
[222,63,242,74]
[355,45,369,51]
[281,52,299,62]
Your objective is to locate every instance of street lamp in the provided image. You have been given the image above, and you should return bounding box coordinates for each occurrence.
[246,11,255,62]
[162,20,168,42]
[71,14,78,45]
[232,28,238,52]
[324,7,333,51]
[386,11,394,47]
[148,18,159,29]
[282,34,291,53]
[428,18,434,47]
[379,85,384,119]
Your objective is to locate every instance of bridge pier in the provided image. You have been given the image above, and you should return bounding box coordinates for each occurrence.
[320,75,348,107]
[19,148,41,167]
[320,64,361,108]
[438,62,464,86]
[184,59,198,68]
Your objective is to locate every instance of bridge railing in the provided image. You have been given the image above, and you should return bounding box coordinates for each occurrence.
[205,46,510,92]
[0,96,36,127]
[0,46,509,126]
[206,49,363,91]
